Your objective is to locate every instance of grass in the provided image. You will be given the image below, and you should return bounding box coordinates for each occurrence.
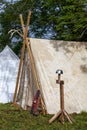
[0,103,87,130]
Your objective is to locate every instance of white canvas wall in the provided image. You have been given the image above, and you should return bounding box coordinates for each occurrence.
[0,46,19,103]
[30,38,87,114]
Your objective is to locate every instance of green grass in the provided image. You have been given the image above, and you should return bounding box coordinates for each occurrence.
[0,103,87,130]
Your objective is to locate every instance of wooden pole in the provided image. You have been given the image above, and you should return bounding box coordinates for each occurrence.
[13,42,25,104]
[60,81,64,123]
[13,10,46,114]
[13,11,31,104]
[19,14,25,35]
[49,75,73,124]
[25,11,31,38]
[26,39,46,114]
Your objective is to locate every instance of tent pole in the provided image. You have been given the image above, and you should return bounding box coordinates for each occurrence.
[13,11,46,114]
[13,11,31,105]
[13,42,25,104]
[19,14,25,35]
[26,39,46,114]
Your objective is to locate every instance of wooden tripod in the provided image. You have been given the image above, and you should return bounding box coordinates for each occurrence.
[49,73,74,124]
[13,11,46,114]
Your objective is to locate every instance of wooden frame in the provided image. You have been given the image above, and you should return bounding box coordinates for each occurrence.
[13,11,46,114]
[49,75,74,124]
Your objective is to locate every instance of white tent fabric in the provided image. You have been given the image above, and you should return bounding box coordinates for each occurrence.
[0,45,19,103]
[29,38,87,114]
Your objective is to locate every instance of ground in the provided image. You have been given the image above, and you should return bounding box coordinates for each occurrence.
[0,103,87,130]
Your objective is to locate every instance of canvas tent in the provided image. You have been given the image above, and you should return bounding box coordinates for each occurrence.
[14,38,87,114]
[13,11,87,114]
[0,45,19,103]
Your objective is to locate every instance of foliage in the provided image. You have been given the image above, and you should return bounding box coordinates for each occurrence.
[0,0,87,54]
[0,103,87,130]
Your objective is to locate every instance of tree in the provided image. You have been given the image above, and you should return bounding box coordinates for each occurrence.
[55,0,87,41]
[0,0,87,54]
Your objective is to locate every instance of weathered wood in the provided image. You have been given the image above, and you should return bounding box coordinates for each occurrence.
[19,14,25,35]
[64,111,73,124]
[26,39,46,114]
[61,111,64,124]
[49,110,61,124]
[13,42,25,104]
[14,11,46,114]
[60,81,64,110]
[49,75,73,124]
[25,53,33,106]
[26,40,39,89]
[13,11,31,104]
[24,11,31,39]
[16,53,26,102]
[65,110,75,122]
[40,96,47,115]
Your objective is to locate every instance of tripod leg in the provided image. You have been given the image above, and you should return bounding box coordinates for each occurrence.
[61,110,64,124]
[49,110,61,124]
[65,111,74,122]
[64,111,73,124]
